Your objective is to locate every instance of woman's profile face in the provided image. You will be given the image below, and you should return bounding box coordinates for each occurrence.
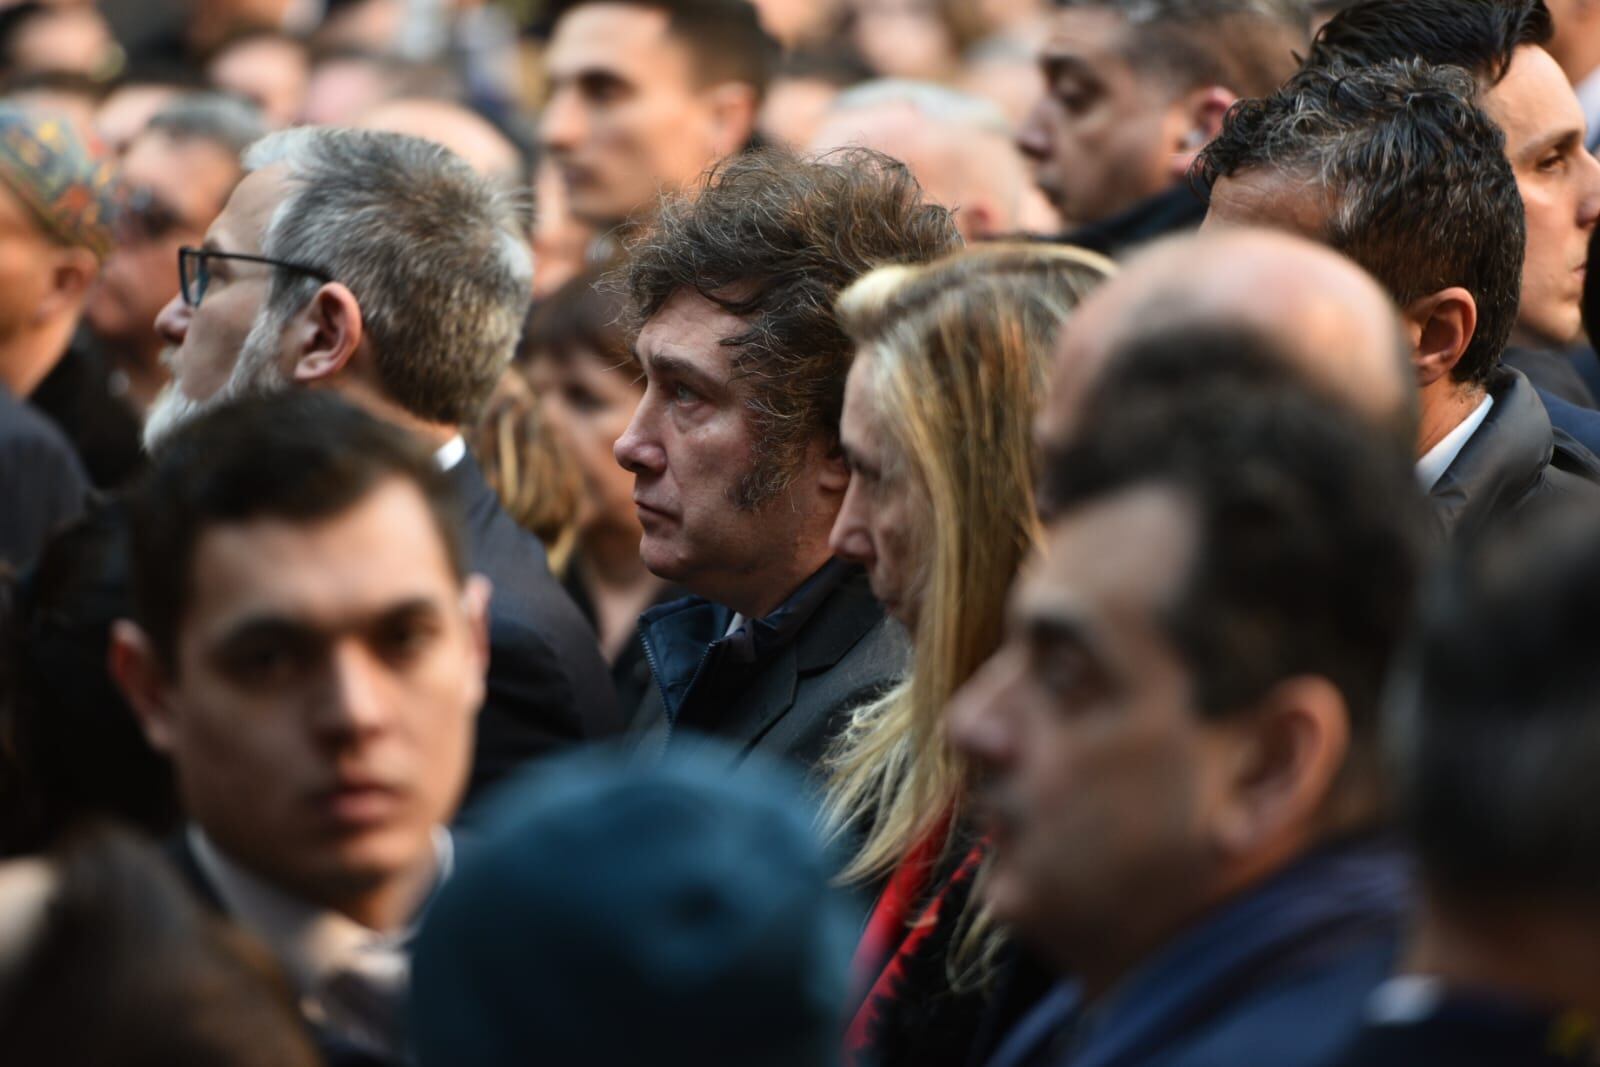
[526,348,646,541]
[829,355,927,629]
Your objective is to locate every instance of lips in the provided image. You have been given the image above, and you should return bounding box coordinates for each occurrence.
[633,497,675,521]
[311,779,404,828]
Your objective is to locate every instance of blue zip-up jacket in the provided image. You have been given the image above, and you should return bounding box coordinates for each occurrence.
[985,835,1409,1067]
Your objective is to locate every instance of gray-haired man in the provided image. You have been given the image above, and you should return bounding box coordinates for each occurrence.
[148,126,620,803]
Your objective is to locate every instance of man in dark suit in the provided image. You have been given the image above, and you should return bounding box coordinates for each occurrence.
[0,105,113,568]
[1326,494,1600,1067]
[613,149,959,773]
[110,393,491,1067]
[140,125,618,805]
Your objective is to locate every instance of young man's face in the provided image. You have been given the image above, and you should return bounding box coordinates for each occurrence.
[540,3,740,228]
[1482,44,1600,349]
[614,288,833,615]
[949,485,1237,978]
[1017,8,1189,225]
[124,479,488,916]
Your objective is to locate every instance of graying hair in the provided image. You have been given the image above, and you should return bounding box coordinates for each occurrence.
[145,92,268,158]
[828,80,1011,138]
[244,127,534,426]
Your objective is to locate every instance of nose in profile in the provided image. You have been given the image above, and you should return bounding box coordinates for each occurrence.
[154,292,190,347]
[613,397,667,477]
[829,477,876,565]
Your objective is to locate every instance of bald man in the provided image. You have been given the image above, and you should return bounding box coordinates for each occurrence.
[1041,228,1414,449]
[808,80,1058,241]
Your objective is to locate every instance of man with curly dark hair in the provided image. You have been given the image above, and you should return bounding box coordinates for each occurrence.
[614,147,961,773]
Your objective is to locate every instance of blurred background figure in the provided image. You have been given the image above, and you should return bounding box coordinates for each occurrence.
[809,79,1059,240]
[203,29,311,129]
[412,743,857,1067]
[355,95,531,196]
[841,0,983,83]
[0,2,123,84]
[539,0,777,237]
[1545,0,1600,152]
[0,827,322,1066]
[93,67,196,155]
[824,244,1112,1067]
[1329,498,1600,1063]
[1017,0,1307,255]
[758,47,871,150]
[0,105,112,569]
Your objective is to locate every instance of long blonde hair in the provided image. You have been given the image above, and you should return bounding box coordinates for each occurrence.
[824,244,1114,891]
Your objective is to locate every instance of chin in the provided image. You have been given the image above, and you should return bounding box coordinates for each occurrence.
[638,537,692,582]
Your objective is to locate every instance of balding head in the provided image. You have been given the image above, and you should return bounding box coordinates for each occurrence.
[1042,228,1413,446]
[355,98,527,192]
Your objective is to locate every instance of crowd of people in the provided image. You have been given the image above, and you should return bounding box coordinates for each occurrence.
[2,0,1600,1064]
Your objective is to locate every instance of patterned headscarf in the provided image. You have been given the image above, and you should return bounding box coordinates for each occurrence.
[0,106,118,259]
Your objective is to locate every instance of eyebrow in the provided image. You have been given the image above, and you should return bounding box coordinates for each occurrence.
[641,350,726,394]
[1041,53,1098,82]
[1517,126,1584,163]
[215,597,445,646]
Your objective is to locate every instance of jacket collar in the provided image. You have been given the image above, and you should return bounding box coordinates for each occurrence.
[638,559,858,724]
[1062,183,1208,259]
[1427,368,1552,541]
[992,835,1407,1067]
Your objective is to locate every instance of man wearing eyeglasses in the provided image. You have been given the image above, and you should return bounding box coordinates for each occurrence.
[143,126,621,809]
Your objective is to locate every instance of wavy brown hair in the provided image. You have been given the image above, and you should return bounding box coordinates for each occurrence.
[623,147,963,507]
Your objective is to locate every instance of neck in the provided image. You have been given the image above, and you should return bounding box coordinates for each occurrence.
[722,541,835,620]
[332,378,458,448]
[1415,379,1487,459]
[0,316,75,397]
[325,849,439,934]
[1407,890,1600,1016]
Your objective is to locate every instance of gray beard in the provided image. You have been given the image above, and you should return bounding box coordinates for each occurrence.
[141,306,293,453]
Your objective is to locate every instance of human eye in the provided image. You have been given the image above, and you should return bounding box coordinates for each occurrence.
[375,612,441,666]
[221,634,310,687]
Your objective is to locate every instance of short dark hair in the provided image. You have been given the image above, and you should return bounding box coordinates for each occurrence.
[1057,0,1309,99]
[1304,0,1552,88]
[1044,373,1425,796]
[128,393,467,672]
[1393,498,1600,900]
[550,0,780,99]
[1195,60,1525,386]
[624,147,961,506]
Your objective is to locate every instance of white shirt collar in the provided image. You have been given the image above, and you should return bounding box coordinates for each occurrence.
[434,434,467,472]
[187,825,452,997]
[1415,393,1494,491]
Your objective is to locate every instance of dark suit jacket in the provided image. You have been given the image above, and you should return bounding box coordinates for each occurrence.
[446,455,621,807]
[0,383,90,569]
[630,561,908,775]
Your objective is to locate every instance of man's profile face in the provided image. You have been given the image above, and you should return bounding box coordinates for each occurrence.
[139,480,488,911]
[1483,44,1600,348]
[87,131,240,361]
[613,288,800,608]
[146,164,294,448]
[949,485,1230,973]
[541,3,731,228]
[1016,8,1187,225]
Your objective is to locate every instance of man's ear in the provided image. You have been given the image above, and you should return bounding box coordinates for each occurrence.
[1168,86,1238,181]
[818,439,851,494]
[1209,675,1351,861]
[289,283,365,384]
[704,81,760,160]
[1403,287,1477,387]
[108,620,179,754]
[462,573,492,673]
[33,247,99,324]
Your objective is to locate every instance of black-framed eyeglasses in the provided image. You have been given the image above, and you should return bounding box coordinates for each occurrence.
[178,246,334,308]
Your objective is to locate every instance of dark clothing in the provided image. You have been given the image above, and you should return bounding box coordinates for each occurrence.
[561,558,683,728]
[1328,982,1600,1066]
[0,382,90,569]
[1058,184,1208,260]
[984,835,1407,1067]
[1428,369,1600,543]
[1539,387,1600,461]
[1503,346,1597,409]
[29,332,146,490]
[445,455,621,807]
[631,559,908,773]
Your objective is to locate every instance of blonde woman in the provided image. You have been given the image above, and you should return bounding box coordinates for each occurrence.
[826,243,1113,1067]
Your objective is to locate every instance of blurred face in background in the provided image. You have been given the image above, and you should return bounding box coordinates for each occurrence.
[525,348,645,545]
[1017,8,1189,224]
[540,3,753,229]
[87,131,241,389]
[848,0,962,82]
[206,36,310,129]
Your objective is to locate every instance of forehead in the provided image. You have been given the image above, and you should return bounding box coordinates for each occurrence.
[182,480,459,635]
[1483,44,1586,152]
[1044,8,1134,74]
[206,163,289,253]
[840,356,884,438]
[123,132,239,194]
[1204,170,1331,242]
[547,3,692,84]
[1018,483,1196,631]
[635,288,749,376]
